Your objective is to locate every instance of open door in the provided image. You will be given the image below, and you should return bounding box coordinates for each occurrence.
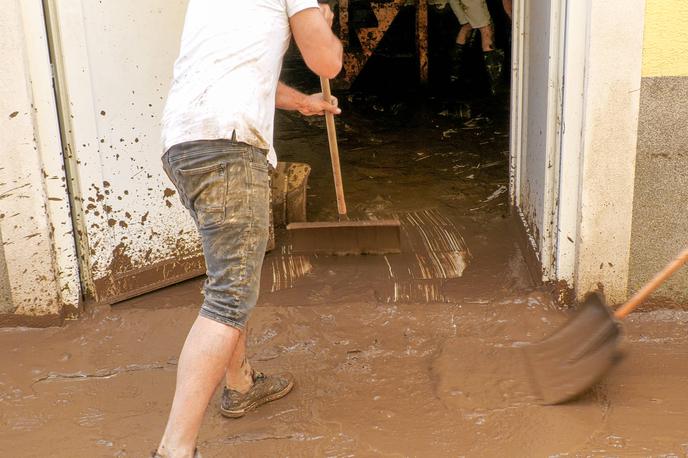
[44,0,201,304]
[509,0,563,282]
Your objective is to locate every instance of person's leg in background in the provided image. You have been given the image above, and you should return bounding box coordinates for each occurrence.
[502,0,513,21]
[449,0,504,95]
[448,0,472,88]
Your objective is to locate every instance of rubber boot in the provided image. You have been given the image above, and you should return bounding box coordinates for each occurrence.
[467,28,480,50]
[449,43,467,86]
[483,49,505,96]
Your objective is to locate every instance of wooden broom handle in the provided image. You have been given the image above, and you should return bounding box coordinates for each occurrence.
[614,248,688,319]
[320,77,348,220]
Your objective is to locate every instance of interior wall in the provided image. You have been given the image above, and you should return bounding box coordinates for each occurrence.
[629,0,688,304]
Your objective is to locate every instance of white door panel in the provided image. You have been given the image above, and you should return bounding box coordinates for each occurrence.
[46,0,200,303]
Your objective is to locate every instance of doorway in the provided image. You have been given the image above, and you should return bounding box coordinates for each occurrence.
[267,0,540,305]
[44,0,567,306]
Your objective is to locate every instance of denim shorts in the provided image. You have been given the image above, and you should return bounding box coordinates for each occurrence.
[162,139,270,330]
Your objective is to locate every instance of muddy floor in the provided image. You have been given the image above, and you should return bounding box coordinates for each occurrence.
[2,94,688,457]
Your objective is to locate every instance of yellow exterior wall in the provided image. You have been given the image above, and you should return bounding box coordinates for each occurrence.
[642,0,688,77]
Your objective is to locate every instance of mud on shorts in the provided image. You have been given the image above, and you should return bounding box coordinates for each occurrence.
[448,0,491,28]
[162,139,270,330]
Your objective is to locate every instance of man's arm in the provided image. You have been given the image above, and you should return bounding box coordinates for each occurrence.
[276,82,341,116]
[290,5,343,78]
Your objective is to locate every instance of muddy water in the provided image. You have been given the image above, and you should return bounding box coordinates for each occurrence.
[2,98,688,457]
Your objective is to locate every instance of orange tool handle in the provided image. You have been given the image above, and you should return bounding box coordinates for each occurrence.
[320,77,348,221]
[615,248,688,319]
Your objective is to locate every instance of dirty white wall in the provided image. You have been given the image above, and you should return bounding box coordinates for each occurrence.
[0,229,12,312]
[565,0,645,304]
[510,0,646,304]
[0,1,80,325]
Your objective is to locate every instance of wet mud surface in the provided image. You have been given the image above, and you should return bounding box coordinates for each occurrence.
[2,97,688,456]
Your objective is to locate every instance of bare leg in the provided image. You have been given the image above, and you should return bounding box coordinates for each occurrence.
[478,23,495,51]
[157,316,242,458]
[502,0,513,20]
[225,331,254,393]
[456,23,474,45]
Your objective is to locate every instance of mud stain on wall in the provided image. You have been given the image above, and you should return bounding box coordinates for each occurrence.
[0,226,14,313]
[94,238,205,304]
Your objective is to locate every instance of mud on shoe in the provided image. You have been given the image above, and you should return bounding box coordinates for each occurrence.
[220,371,294,418]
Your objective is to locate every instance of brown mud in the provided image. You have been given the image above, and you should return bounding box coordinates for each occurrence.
[2,97,688,457]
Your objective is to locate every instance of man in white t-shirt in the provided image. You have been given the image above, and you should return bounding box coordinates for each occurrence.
[155,2,342,456]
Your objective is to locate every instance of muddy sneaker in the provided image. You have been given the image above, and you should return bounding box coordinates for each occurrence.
[220,371,294,418]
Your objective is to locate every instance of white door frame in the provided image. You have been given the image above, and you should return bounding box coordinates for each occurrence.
[552,0,588,288]
[509,0,564,282]
[43,0,104,297]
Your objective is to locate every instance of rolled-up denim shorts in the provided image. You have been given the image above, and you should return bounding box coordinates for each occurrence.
[162,139,270,330]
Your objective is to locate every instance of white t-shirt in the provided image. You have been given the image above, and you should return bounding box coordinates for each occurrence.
[161,0,318,166]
